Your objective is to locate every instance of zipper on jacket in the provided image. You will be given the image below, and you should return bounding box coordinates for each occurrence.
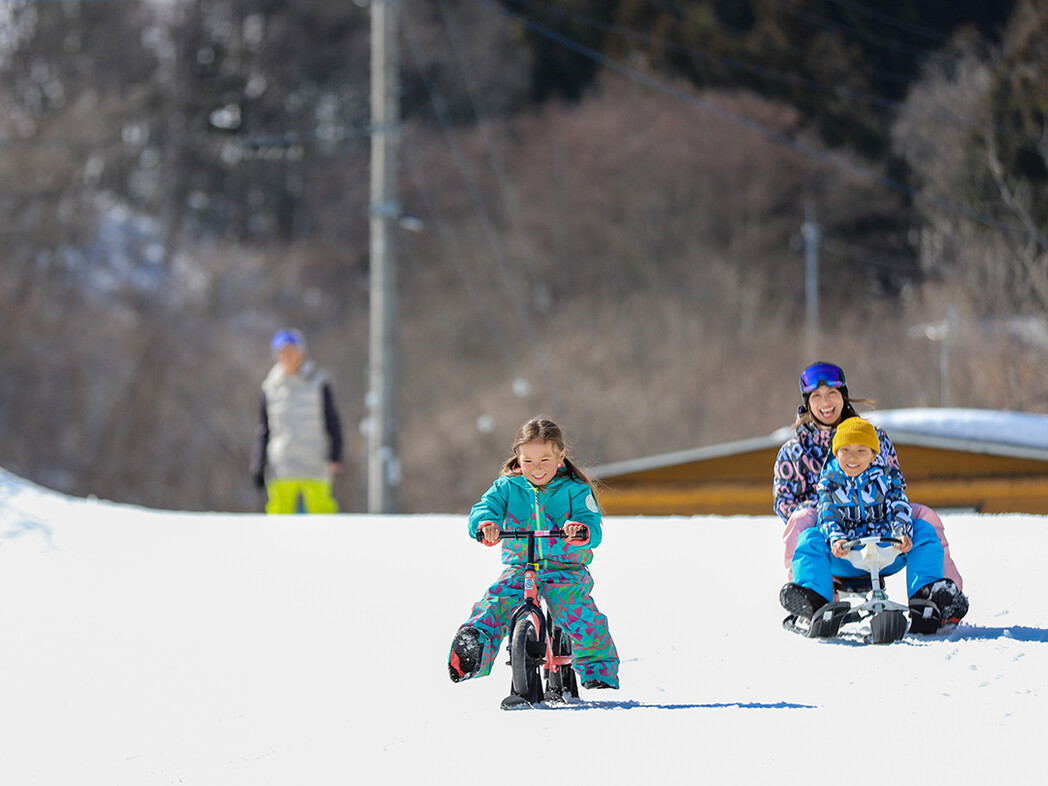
[856,476,866,530]
[530,483,545,562]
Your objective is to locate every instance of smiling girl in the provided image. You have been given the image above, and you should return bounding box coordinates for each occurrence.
[772,362,963,590]
[447,418,619,691]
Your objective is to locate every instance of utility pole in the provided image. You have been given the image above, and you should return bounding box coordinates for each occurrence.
[907,310,955,407]
[367,0,400,513]
[802,199,821,357]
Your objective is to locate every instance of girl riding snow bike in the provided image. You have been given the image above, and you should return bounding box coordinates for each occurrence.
[447,418,619,704]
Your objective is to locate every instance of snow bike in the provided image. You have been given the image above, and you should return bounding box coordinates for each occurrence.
[785,536,911,644]
[478,527,584,710]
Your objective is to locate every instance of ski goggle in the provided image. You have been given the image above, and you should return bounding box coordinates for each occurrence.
[799,362,847,394]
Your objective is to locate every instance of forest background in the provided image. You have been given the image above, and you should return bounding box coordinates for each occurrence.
[2,0,1048,514]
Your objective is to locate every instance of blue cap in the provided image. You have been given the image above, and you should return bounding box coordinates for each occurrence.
[271,329,306,354]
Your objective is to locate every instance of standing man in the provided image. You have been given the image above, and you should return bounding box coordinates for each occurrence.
[251,329,343,513]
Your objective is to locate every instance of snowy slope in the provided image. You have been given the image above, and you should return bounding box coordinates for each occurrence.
[0,468,1045,785]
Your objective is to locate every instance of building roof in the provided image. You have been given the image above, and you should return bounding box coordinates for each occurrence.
[591,409,1048,515]
[593,408,1048,480]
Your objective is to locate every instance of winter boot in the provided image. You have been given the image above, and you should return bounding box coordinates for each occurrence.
[582,679,616,690]
[781,583,851,638]
[448,626,483,683]
[779,583,830,619]
[909,579,969,633]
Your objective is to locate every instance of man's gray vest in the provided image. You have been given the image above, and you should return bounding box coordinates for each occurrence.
[262,360,330,480]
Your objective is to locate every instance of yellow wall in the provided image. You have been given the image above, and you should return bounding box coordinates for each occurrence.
[598,445,1048,515]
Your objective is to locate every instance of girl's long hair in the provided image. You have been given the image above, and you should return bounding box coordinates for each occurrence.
[500,417,601,496]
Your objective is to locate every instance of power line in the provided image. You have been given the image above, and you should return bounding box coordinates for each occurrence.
[401,146,521,376]
[820,236,920,273]
[401,10,566,406]
[509,0,1037,145]
[471,0,1048,249]
[434,0,543,301]
[0,127,372,149]
[2,0,141,4]
[822,0,953,44]
[402,19,529,314]
[751,0,938,60]
[650,0,916,86]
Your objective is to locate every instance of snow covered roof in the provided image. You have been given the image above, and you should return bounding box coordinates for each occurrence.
[863,408,1048,459]
[769,407,1048,460]
[863,408,1048,447]
[595,408,1048,479]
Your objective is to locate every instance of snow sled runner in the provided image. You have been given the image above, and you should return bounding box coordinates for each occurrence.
[782,600,851,639]
[784,536,910,644]
[908,597,945,635]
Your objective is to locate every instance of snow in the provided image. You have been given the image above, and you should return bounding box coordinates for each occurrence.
[769,407,1048,451]
[1,467,1045,784]
[865,408,1048,450]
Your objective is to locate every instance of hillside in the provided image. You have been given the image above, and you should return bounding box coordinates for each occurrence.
[3,1,1048,513]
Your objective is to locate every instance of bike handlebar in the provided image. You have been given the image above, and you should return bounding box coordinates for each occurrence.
[840,535,903,549]
[475,526,588,543]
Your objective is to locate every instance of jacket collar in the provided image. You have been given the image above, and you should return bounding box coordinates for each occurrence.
[266,358,317,385]
[824,457,884,485]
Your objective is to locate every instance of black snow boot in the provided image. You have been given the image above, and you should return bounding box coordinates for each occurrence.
[448,626,483,683]
[779,583,830,620]
[910,579,969,633]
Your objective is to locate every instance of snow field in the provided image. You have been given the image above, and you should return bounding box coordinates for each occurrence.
[0,475,1044,784]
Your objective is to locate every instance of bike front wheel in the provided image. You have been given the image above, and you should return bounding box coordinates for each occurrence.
[510,616,543,702]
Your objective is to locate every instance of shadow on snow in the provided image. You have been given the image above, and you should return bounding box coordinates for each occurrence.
[939,624,1048,643]
[793,623,1048,646]
[519,699,818,711]
[0,517,55,550]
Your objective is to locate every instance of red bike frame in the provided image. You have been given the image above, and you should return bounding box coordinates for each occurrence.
[508,530,574,678]
[479,526,585,702]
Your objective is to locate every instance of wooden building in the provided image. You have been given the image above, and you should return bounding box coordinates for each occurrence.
[592,409,1048,516]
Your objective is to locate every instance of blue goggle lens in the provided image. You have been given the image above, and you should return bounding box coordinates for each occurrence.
[799,363,846,394]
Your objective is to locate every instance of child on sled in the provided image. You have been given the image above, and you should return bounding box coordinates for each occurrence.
[780,416,968,637]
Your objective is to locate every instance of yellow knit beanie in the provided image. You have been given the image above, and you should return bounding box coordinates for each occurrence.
[832,417,880,455]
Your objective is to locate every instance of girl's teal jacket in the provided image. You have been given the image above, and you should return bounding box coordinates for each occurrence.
[467,470,602,568]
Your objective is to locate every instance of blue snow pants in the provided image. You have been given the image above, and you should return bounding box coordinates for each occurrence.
[792,518,946,603]
[451,565,619,688]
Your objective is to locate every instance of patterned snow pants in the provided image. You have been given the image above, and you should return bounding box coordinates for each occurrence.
[450,564,619,688]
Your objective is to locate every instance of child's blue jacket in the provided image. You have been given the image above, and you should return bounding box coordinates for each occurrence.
[467,470,602,567]
[816,458,913,544]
